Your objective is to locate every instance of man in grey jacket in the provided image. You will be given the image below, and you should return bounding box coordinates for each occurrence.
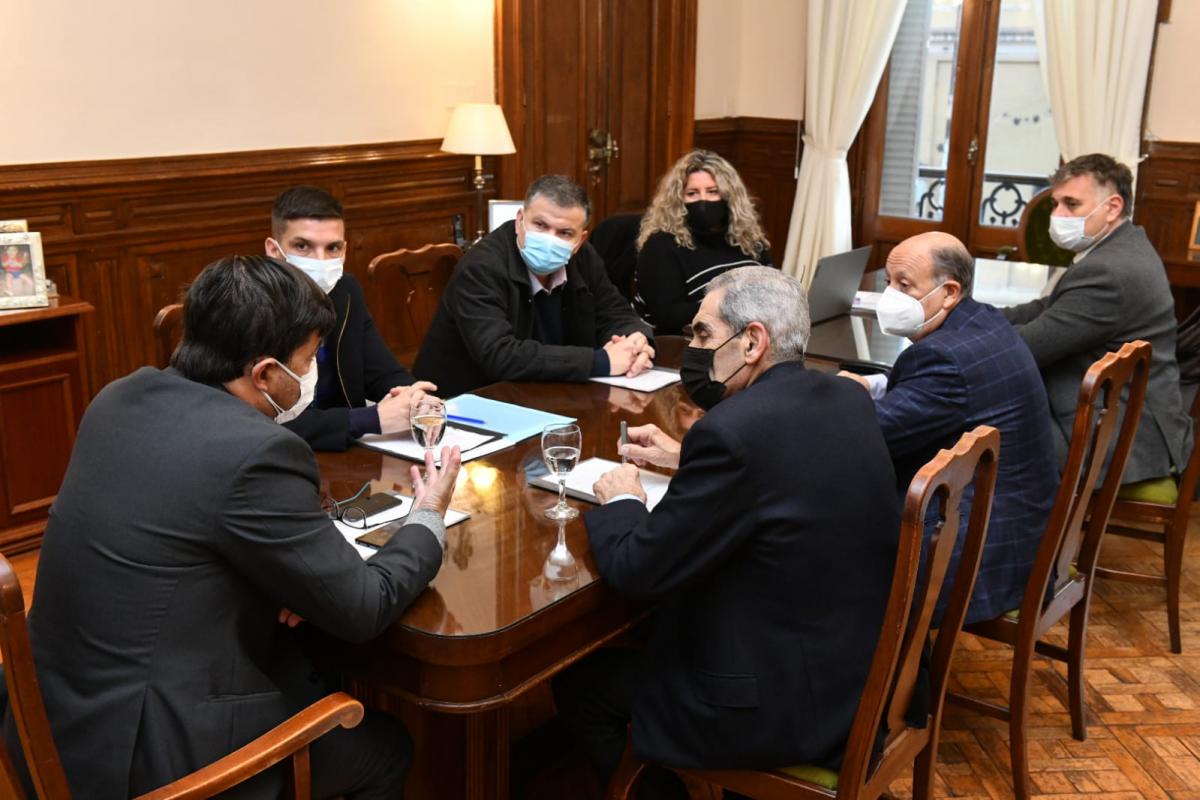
[4,255,462,798]
[1004,153,1192,491]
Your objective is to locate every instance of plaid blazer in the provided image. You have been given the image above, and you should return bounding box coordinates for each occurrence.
[877,297,1059,623]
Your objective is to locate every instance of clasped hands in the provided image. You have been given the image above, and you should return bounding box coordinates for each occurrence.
[592,423,680,505]
[603,332,655,378]
[375,380,439,435]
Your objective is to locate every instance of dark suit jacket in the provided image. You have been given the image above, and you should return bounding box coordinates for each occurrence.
[284,274,414,452]
[3,367,442,798]
[584,362,900,771]
[1004,221,1193,483]
[877,298,1058,623]
[413,221,652,398]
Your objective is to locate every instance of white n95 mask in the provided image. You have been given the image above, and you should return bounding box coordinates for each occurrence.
[261,356,317,424]
[875,284,945,339]
[271,240,344,293]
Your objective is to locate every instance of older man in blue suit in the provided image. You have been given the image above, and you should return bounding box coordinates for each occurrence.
[841,232,1058,623]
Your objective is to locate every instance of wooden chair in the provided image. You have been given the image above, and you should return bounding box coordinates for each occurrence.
[948,340,1152,800]
[0,553,364,799]
[367,243,461,366]
[153,303,183,368]
[1016,188,1074,267]
[608,425,1002,800]
[1095,388,1200,653]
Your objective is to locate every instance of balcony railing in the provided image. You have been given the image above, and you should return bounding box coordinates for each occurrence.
[915,167,1050,228]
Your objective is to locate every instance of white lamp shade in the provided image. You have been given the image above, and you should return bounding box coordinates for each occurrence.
[441,103,516,156]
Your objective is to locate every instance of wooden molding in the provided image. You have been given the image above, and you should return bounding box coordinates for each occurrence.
[0,141,486,397]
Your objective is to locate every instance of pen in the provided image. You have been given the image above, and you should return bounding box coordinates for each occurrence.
[448,414,486,425]
[619,420,629,464]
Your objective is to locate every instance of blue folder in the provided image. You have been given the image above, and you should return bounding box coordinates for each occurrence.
[444,394,576,443]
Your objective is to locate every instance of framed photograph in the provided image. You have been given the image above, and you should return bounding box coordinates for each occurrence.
[0,220,28,233]
[0,231,49,310]
[488,199,523,233]
[1190,200,1200,253]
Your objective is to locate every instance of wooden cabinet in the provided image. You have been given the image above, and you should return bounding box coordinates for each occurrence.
[0,296,92,554]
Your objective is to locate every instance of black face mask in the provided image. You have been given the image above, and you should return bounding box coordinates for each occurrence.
[680,328,747,411]
[685,199,729,232]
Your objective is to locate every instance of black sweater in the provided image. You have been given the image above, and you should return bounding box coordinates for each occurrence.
[633,229,771,335]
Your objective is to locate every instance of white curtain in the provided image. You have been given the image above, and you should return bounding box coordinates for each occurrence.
[781,0,906,285]
[1034,0,1157,174]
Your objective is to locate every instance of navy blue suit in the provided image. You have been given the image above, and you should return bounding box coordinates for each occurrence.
[580,362,900,772]
[876,297,1058,623]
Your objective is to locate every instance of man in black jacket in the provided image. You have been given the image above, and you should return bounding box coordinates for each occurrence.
[554,266,900,798]
[414,175,655,397]
[266,186,435,451]
[3,255,461,798]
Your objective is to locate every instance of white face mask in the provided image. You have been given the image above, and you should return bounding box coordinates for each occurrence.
[1048,196,1114,252]
[875,283,946,339]
[271,239,344,293]
[261,356,317,424]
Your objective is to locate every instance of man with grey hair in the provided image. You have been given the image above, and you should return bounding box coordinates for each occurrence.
[414,174,654,396]
[840,231,1057,625]
[553,266,901,798]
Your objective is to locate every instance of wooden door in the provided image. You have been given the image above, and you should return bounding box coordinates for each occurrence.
[495,0,696,221]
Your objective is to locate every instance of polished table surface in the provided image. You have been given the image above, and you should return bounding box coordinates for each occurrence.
[807,259,1066,371]
[313,337,694,715]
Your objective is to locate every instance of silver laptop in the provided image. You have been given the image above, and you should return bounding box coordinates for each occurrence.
[807,246,872,324]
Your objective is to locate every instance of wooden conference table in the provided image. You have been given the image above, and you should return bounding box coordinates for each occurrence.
[313,338,695,799]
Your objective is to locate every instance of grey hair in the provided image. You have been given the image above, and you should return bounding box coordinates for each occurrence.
[930,244,974,297]
[524,174,592,224]
[707,266,810,363]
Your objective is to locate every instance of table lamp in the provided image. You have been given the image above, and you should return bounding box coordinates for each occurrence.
[441,103,516,244]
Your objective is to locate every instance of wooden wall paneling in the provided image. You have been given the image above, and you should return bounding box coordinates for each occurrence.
[603,0,655,215]
[694,117,800,265]
[0,141,479,398]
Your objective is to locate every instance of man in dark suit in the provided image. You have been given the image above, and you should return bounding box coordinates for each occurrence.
[266,185,436,451]
[413,175,655,397]
[3,255,462,798]
[1003,154,1193,492]
[554,266,901,799]
[840,232,1058,623]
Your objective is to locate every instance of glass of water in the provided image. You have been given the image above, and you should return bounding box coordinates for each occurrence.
[410,396,447,456]
[541,422,581,521]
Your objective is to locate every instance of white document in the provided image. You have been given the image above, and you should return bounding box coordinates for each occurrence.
[590,368,680,393]
[357,425,498,464]
[530,456,671,511]
[852,290,883,312]
[334,494,470,560]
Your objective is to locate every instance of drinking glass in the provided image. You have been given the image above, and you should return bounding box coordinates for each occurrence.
[410,397,447,456]
[541,423,581,521]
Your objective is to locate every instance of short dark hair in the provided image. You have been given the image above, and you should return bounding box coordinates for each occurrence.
[524,175,591,224]
[931,243,975,297]
[271,185,344,239]
[171,255,335,384]
[1050,154,1133,219]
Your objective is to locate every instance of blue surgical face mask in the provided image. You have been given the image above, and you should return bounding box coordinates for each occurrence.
[518,218,575,275]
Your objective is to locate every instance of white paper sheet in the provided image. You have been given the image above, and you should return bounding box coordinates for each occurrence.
[589,368,681,393]
[530,457,671,511]
[357,425,497,463]
[333,494,470,559]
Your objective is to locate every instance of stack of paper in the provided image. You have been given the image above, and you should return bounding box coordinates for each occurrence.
[357,394,576,464]
[590,367,680,392]
[529,457,671,511]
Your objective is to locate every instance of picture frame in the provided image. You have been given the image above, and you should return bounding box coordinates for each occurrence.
[0,219,28,233]
[1190,200,1200,254]
[0,231,49,310]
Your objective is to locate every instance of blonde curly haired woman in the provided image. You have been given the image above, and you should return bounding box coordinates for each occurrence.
[633,150,771,334]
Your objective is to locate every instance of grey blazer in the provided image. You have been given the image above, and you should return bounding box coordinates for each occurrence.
[3,367,444,798]
[1003,221,1193,483]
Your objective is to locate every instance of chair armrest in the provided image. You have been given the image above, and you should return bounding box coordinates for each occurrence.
[134,692,364,800]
